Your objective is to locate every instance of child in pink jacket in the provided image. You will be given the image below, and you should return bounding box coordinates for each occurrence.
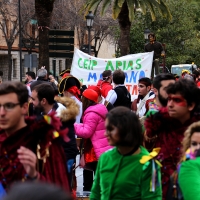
[74,89,112,160]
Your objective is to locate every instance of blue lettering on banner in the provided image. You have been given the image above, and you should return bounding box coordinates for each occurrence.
[87,70,146,83]
[87,72,97,82]
[128,70,145,83]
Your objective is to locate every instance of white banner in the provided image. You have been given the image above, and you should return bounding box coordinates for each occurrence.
[71,48,153,100]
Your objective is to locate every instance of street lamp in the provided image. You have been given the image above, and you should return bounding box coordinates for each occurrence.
[85,11,94,55]
[18,0,22,81]
[144,28,151,43]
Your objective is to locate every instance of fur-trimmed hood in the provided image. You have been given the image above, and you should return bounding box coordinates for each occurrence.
[55,96,80,122]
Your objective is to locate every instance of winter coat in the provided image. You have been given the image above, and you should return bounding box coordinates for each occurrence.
[55,96,80,160]
[96,80,112,98]
[74,103,112,159]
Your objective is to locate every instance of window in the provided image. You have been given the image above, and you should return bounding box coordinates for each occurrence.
[13,59,17,78]
[59,60,62,74]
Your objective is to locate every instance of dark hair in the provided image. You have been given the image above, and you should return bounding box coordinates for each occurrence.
[148,32,156,40]
[102,70,112,81]
[106,106,143,147]
[0,81,28,106]
[4,182,73,200]
[26,71,36,79]
[153,73,175,90]
[32,83,55,105]
[112,69,125,84]
[82,96,96,114]
[166,78,200,112]
[139,77,151,87]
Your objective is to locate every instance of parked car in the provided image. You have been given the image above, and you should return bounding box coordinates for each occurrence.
[171,64,197,76]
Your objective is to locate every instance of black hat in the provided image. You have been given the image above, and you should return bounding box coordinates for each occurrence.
[58,75,81,94]
[59,69,71,77]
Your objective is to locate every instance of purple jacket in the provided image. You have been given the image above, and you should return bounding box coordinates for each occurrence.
[74,103,112,159]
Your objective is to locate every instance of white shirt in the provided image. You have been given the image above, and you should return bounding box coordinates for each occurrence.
[105,84,125,105]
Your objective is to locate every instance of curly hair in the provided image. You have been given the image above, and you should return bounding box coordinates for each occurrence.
[182,121,200,154]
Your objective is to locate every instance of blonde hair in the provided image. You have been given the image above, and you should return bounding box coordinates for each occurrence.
[182,121,200,153]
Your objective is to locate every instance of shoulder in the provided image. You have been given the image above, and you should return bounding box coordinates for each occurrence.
[99,147,117,160]
[87,104,107,113]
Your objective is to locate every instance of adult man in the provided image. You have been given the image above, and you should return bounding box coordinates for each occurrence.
[145,33,165,79]
[131,77,154,117]
[0,81,70,191]
[25,71,36,96]
[106,69,131,108]
[30,68,58,93]
[96,70,113,98]
[146,73,175,114]
[144,78,200,200]
[31,83,79,187]
[25,71,36,86]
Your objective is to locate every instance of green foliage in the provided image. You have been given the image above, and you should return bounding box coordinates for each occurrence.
[129,0,200,67]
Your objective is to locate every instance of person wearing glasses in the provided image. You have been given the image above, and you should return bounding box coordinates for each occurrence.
[177,121,200,200]
[144,78,200,200]
[0,81,70,192]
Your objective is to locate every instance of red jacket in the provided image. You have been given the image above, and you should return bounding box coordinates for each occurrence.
[96,80,112,98]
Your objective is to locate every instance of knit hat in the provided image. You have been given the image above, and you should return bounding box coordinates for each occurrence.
[58,75,80,94]
[82,89,98,103]
[88,85,101,96]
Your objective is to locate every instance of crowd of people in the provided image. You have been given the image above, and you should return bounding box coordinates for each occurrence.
[1,33,200,200]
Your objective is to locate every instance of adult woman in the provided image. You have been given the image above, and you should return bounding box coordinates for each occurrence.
[90,106,162,200]
[74,89,112,190]
[178,121,200,200]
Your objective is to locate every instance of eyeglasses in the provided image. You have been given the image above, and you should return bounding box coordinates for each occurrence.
[0,103,20,111]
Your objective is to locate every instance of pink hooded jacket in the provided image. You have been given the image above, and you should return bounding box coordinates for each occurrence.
[74,103,112,159]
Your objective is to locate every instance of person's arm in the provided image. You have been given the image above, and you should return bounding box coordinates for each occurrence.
[74,112,98,138]
[141,161,162,200]
[90,157,101,200]
[105,90,117,105]
[179,159,200,200]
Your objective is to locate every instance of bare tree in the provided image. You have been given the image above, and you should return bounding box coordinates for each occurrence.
[51,0,117,57]
[0,0,34,80]
[0,0,19,80]
[21,0,38,55]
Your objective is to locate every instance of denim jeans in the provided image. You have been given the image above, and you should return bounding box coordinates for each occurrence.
[67,158,75,187]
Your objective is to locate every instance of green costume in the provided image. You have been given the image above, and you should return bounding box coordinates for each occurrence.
[179,157,200,200]
[90,146,162,200]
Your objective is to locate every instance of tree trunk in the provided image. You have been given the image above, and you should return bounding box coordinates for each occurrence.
[35,0,55,72]
[118,1,131,56]
[7,46,12,81]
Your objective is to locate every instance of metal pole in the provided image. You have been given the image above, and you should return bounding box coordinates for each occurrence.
[53,59,56,78]
[88,27,91,55]
[18,0,22,81]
